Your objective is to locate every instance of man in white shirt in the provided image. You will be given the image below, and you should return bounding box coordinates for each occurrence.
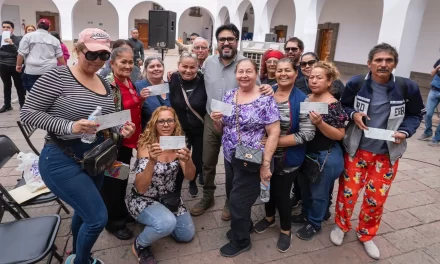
[16,18,65,91]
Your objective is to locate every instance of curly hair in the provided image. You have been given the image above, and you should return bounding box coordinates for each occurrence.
[137,106,184,148]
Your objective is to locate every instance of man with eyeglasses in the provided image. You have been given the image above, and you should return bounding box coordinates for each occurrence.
[192,37,209,69]
[17,18,65,92]
[190,23,273,223]
[284,37,304,79]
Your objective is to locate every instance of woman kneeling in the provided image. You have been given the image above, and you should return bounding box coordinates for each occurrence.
[126,106,196,264]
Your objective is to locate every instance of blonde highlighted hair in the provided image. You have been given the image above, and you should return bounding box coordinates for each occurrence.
[138,106,184,148]
[312,61,340,82]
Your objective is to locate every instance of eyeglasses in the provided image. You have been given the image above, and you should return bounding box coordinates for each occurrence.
[218,37,237,44]
[266,59,278,65]
[284,47,299,53]
[300,60,317,67]
[181,52,198,59]
[81,50,111,61]
[157,119,175,126]
[193,46,208,51]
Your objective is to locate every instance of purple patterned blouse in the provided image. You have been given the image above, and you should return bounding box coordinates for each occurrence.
[222,88,280,162]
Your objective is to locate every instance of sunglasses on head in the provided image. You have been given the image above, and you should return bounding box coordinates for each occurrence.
[81,50,111,61]
[285,47,299,53]
[300,60,317,67]
[181,52,198,59]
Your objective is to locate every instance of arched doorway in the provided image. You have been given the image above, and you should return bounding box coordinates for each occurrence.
[236,0,254,40]
[2,0,60,36]
[178,6,215,45]
[128,1,165,48]
[269,0,295,42]
[72,0,119,40]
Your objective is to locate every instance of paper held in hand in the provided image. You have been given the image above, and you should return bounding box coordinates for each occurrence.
[1,31,11,46]
[148,83,170,96]
[211,99,233,116]
[300,102,329,114]
[364,127,395,142]
[160,136,186,150]
[95,110,131,131]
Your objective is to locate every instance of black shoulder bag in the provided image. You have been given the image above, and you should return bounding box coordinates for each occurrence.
[231,90,264,172]
[300,144,333,183]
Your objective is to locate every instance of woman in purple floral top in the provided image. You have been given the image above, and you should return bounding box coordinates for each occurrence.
[211,58,280,257]
[293,61,348,241]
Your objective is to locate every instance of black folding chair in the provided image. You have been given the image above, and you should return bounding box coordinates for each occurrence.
[17,121,40,155]
[0,135,70,217]
[0,184,63,264]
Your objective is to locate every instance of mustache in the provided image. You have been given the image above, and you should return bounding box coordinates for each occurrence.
[377,68,389,72]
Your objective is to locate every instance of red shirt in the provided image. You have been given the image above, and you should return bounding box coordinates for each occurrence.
[114,77,142,149]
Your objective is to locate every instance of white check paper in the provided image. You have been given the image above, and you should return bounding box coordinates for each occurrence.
[1,31,10,46]
[95,110,131,131]
[148,83,170,96]
[160,136,186,150]
[211,99,233,116]
[300,102,329,114]
[364,127,395,142]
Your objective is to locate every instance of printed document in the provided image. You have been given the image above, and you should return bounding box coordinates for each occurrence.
[160,136,186,150]
[148,83,170,96]
[95,110,131,131]
[364,127,395,142]
[211,99,234,116]
[300,102,329,114]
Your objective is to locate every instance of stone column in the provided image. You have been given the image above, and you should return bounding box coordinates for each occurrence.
[293,0,326,52]
[52,0,78,50]
[377,0,428,77]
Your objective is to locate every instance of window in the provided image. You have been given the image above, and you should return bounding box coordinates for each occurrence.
[153,3,163,10]
[189,7,202,17]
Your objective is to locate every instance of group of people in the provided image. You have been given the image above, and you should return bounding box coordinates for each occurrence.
[10,20,426,264]
[0,18,69,113]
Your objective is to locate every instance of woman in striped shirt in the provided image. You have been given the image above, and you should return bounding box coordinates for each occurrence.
[253,58,315,253]
[20,28,135,264]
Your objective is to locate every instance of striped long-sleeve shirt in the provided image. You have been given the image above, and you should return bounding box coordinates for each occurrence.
[20,66,117,140]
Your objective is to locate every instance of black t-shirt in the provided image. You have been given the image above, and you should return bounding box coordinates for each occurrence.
[434,59,440,77]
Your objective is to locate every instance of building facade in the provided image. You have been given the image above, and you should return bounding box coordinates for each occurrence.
[0,0,438,87]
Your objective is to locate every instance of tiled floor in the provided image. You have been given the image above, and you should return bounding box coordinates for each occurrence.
[1,54,440,264]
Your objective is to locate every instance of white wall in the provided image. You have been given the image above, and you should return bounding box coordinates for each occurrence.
[4,0,59,36]
[412,0,440,73]
[270,0,295,39]
[178,8,213,43]
[241,5,254,35]
[128,2,154,31]
[319,0,382,65]
[72,0,119,40]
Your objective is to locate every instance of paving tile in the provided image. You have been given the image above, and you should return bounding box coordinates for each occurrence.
[407,204,440,224]
[414,221,440,244]
[345,236,401,263]
[384,192,436,212]
[387,184,407,196]
[92,229,123,251]
[306,244,364,264]
[316,224,358,248]
[231,238,280,264]
[423,243,440,262]
[272,233,326,257]
[197,227,229,252]
[267,254,314,264]
[0,167,13,177]
[381,210,422,230]
[384,228,434,253]
[179,249,234,264]
[92,244,137,264]
[392,179,430,192]
[1,175,21,187]
[212,210,231,228]
[387,249,438,264]
[392,171,413,182]
[215,173,226,185]
[151,235,202,261]
[191,211,219,232]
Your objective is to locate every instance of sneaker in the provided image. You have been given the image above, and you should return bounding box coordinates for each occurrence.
[276,232,292,253]
[254,218,275,233]
[89,257,105,264]
[190,196,214,216]
[363,240,380,260]
[330,226,345,246]
[65,254,76,264]
[428,141,440,147]
[219,242,251,258]
[221,199,231,221]
[0,105,12,113]
[132,239,157,264]
[296,223,320,240]
[226,222,254,240]
[198,173,205,185]
[189,180,199,198]
[291,212,307,226]
[324,210,331,221]
[291,196,301,208]
[418,133,432,141]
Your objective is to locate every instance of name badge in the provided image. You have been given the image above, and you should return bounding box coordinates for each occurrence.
[389,104,405,119]
[354,96,369,114]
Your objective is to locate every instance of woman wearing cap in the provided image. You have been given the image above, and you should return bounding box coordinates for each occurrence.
[260,49,285,86]
[20,28,136,264]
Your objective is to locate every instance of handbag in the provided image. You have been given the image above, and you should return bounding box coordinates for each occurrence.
[300,145,333,183]
[132,188,181,213]
[231,90,264,172]
[180,77,204,124]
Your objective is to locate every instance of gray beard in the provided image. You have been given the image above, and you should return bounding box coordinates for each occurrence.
[220,49,236,59]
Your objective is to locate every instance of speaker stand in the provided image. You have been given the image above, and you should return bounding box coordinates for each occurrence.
[160,48,168,61]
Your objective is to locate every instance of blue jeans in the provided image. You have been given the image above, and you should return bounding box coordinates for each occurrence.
[136,203,195,247]
[423,88,440,142]
[39,140,108,264]
[22,73,42,92]
[299,143,344,230]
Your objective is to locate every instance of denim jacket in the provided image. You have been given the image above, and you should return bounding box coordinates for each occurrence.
[341,73,425,164]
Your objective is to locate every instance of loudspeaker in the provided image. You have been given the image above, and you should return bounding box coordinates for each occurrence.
[148,10,177,49]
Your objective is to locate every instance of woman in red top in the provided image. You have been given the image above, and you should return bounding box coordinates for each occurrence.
[101,47,149,240]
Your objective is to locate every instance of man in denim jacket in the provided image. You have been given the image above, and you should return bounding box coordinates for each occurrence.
[330,43,425,260]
